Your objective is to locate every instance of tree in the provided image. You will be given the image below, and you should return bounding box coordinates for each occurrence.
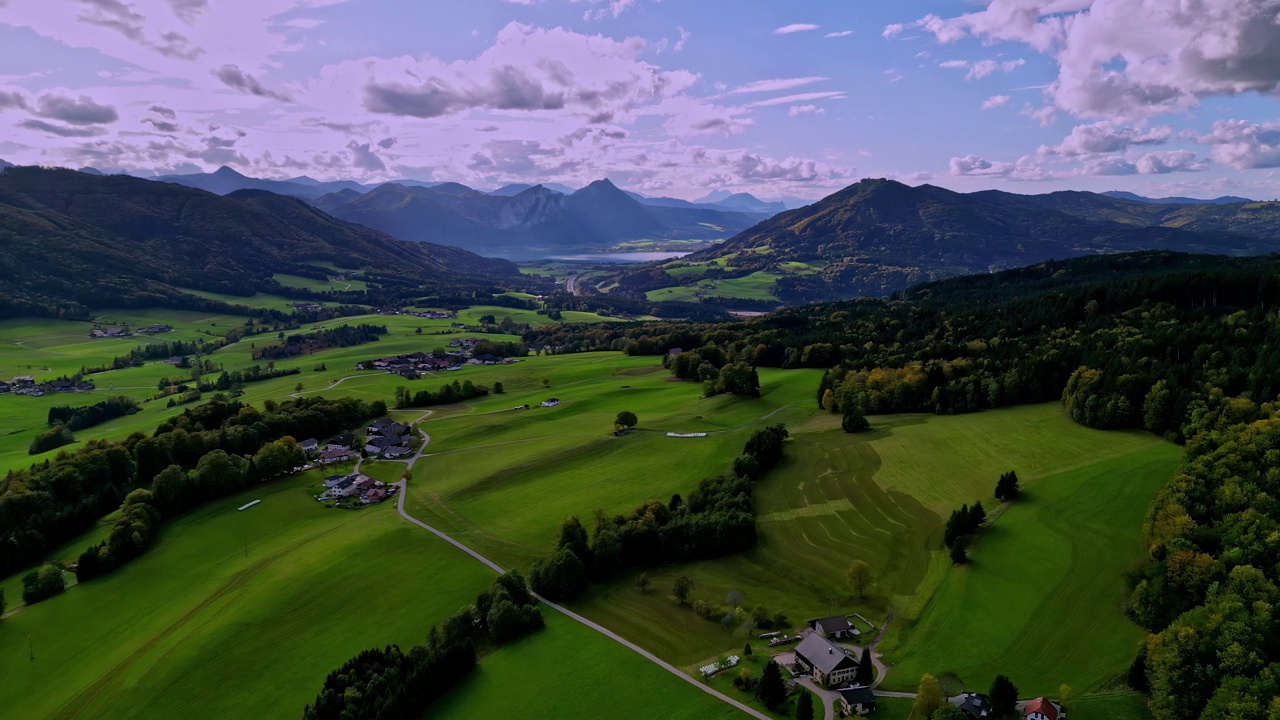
[758,660,786,709]
[931,705,968,720]
[1058,684,1072,711]
[989,674,1019,718]
[743,642,753,657]
[541,377,551,388]
[847,560,873,599]
[22,564,66,605]
[842,407,870,433]
[795,687,815,720]
[856,647,874,686]
[913,674,945,720]
[950,535,969,565]
[493,381,505,394]
[634,573,650,593]
[673,575,694,604]
[614,410,638,429]
[295,382,304,393]
[995,471,1021,501]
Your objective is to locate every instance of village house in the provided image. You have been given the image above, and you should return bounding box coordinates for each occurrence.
[327,432,355,451]
[362,487,388,504]
[955,692,992,719]
[541,398,561,407]
[808,616,859,640]
[322,474,348,488]
[668,347,684,357]
[793,633,860,688]
[383,445,411,459]
[837,686,877,717]
[1023,698,1064,720]
[319,449,357,464]
[299,438,320,454]
[364,435,402,454]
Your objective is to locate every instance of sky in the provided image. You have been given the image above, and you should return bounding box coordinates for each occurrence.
[2,0,1280,201]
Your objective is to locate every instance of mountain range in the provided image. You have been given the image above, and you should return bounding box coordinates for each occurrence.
[313,178,773,256]
[0,167,518,318]
[1101,190,1253,205]
[612,178,1280,302]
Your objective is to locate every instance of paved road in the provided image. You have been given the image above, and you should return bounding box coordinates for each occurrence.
[391,425,770,720]
[565,274,579,295]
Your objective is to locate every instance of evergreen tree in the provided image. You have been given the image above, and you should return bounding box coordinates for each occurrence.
[856,647,874,686]
[795,688,814,720]
[989,674,1019,718]
[758,660,786,710]
[950,535,969,565]
[842,407,870,433]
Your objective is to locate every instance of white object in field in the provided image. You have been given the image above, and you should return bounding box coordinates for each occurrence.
[238,500,262,511]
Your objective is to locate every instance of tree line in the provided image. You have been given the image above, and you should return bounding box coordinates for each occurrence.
[528,425,789,602]
[301,571,543,720]
[0,395,385,578]
[47,397,140,431]
[394,379,491,409]
[251,324,386,361]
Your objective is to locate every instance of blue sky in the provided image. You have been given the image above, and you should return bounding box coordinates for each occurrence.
[1,0,1279,201]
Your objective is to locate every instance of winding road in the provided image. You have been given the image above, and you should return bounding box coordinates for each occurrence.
[383,418,772,720]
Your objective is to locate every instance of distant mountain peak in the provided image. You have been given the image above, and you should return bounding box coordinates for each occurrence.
[212,165,246,178]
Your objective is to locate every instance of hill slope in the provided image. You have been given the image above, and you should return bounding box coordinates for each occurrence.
[0,167,518,317]
[669,179,1280,300]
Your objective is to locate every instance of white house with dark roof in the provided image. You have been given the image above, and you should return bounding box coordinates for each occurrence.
[793,633,859,688]
[837,686,876,716]
[808,615,858,640]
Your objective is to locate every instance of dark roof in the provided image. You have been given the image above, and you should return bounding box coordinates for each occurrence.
[330,432,355,444]
[300,437,318,445]
[838,687,876,705]
[368,417,393,429]
[958,693,991,718]
[811,616,854,634]
[795,634,859,676]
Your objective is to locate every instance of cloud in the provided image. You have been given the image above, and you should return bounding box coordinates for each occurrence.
[142,118,180,133]
[728,77,828,95]
[824,30,853,39]
[981,95,1011,110]
[347,140,386,172]
[167,0,207,23]
[76,0,203,60]
[774,24,819,35]
[883,69,903,83]
[35,94,119,125]
[745,91,845,109]
[1200,119,1280,168]
[351,23,692,122]
[1048,121,1172,157]
[377,137,397,149]
[938,58,1025,81]
[788,105,825,117]
[214,65,294,102]
[950,154,1014,176]
[674,26,691,51]
[149,105,176,120]
[895,0,1280,120]
[0,91,28,110]
[17,119,106,137]
[1135,150,1206,174]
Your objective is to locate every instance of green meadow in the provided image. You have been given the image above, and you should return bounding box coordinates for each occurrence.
[0,303,1174,717]
[273,272,368,293]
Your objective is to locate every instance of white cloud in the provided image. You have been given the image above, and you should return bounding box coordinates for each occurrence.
[788,105,825,116]
[894,0,1280,120]
[937,58,1025,81]
[1200,118,1280,168]
[774,23,819,35]
[744,91,845,108]
[1048,121,1172,157]
[981,95,1010,110]
[674,26,691,51]
[824,30,853,39]
[728,77,828,95]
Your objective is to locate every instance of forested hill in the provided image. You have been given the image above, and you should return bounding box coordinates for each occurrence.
[0,167,520,318]
[671,178,1280,301]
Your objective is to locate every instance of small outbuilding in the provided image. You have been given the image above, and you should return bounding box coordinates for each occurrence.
[837,686,877,717]
[808,615,858,640]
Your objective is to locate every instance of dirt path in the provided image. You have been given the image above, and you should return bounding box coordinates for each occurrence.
[391,423,769,720]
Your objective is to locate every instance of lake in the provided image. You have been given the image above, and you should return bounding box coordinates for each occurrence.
[549,251,691,263]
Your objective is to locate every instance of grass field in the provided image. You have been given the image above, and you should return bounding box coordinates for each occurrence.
[429,612,741,720]
[645,271,781,302]
[273,272,368,293]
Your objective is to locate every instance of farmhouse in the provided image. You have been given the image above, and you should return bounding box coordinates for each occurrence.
[383,445,411,458]
[319,449,358,464]
[808,615,858,640]
[837,686,876,716]
[327,432,355,451]
[668,347,683,356]
[299,438,319,454]
[541,398,560,407]
[1023,698,1063,720]
[793,633,860,688]
[955,692,992,718]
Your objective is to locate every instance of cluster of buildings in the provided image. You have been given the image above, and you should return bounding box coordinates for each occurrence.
[1,377,95,397]
[359,344,517,379]
[318,472,392,504]
[88,327,131,339]
[293,302,325,311]
[951,692,1066,720]
[404,310,455,320]
[136,324,174,335]
[299,418,413,463]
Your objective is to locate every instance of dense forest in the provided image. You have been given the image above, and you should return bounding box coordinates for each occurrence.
[530,251,1280,443]
[251,324,386,360]
[0,395,385,578]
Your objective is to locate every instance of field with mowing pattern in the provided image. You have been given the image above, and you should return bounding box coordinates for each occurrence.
[273,272,368,292]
